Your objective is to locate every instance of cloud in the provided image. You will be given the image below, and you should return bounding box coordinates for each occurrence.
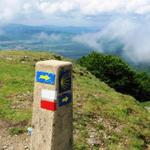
[72,18,136,50]
[125,0,150,14]
[36,1,75,15]
[72,32,102,50]
[0,0,22,23]
[33,32,62,41]
[0,0,150,25]
[36,0,150,16]
[73,17,150,63]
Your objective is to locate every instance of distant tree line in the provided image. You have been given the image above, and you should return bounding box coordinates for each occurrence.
[78,51,150,102]
[133,63,150,74]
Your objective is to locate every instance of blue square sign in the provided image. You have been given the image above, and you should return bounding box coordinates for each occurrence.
[58,92,72,107]
[36,71,55,85]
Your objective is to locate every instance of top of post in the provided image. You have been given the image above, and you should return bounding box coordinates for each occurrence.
[36,60,72,67]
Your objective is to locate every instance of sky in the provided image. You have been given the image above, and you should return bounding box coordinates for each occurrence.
[0,0,150,63]
[0,0,150,26]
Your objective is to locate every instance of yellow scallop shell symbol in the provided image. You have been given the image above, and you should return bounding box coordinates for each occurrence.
[60,72,71,91]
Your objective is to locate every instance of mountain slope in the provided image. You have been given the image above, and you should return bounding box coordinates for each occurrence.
[0,51,150,150]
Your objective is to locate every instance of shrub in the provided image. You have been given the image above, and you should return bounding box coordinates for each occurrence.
[79,51,150,102]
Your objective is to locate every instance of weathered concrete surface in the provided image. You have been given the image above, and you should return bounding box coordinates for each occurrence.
[31,60,73,150]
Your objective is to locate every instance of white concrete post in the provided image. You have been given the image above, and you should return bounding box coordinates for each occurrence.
[31,60,73,150]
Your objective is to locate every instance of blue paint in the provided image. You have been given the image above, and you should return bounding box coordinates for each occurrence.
[58,92,72,107]
[36,71,55,85]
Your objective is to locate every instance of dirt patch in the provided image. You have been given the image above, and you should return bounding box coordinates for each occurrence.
[0,120,30,150]
[7,92,33,110]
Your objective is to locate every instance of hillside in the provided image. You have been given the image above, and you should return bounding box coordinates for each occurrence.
[133,63,150,74]
[0,51,150,150]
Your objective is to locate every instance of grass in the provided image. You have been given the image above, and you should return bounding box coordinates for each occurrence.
[9,127,26,135]
[0,50,150,149]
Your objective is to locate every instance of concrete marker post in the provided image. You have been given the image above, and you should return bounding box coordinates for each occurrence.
[31,60,73,150]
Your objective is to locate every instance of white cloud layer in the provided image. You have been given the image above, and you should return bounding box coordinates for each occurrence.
[0,0,150,24]
[73,17,150,63]
[32,32,62,41]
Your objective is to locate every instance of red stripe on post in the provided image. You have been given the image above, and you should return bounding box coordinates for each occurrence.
[41,100,57,111]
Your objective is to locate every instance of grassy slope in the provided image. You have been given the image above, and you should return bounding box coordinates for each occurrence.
[0,50,150,150]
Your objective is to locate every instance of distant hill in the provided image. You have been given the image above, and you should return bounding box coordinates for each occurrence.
[1,24,97,40]
[0,24,149,74]
[0,24,97,58]
[4,24,94,32]
[0,50,150,149]
[133,63,150,74]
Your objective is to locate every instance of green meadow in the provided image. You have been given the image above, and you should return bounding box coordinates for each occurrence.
[0,51,150,149]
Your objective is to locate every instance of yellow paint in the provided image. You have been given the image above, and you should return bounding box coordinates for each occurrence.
[62,96,68,102]
[40,75,50,81]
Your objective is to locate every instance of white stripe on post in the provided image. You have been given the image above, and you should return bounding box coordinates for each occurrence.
[41,89,57,101]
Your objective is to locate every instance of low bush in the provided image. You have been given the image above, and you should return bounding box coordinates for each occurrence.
[79,51,150,102]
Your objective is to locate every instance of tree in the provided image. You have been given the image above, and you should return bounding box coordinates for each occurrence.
[79,51,150,102]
